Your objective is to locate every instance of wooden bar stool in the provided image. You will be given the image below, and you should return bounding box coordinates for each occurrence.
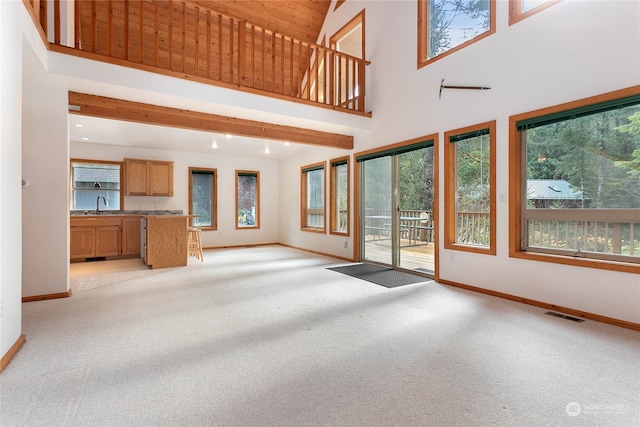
[187,226,204,261]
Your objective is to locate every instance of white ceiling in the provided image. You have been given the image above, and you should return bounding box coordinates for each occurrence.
[69,115,311,159]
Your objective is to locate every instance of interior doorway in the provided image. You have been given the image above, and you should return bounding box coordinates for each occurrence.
[356,137,437,276]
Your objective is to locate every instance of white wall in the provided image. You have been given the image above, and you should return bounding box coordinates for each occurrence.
[278,144,356,259]
[279,0,640,323]
[22,54,70,299]
[70,142,280,248]
[0,0,24,359]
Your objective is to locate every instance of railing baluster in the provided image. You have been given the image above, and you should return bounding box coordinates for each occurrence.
[139,0,143,63]
[125,0,130,60]
[194,5,199,75]
[91,1,97,52]
[217,14,222,81]
[250,24,255,88]
[74,0,80,49]
[613,222,622,254]
[238,20,246,85]
[54,0,60,45]
[154,0,159,67]
[261,29,265,90]
[279,35,284,94]
[181,2,186,73]
[289,37,294,96]
[206,10,210,78]
[351,57,357,110]
[168,0,173,70]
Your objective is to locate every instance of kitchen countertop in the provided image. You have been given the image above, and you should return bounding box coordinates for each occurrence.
[70,210,183,216]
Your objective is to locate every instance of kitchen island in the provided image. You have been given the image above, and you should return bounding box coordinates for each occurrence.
[70,210,188,269]
[142,215,188,269]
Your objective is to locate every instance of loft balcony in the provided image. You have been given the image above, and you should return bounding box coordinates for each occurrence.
[23,0,370,116]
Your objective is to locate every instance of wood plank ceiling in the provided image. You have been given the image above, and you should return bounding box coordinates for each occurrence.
[194,0,331,45]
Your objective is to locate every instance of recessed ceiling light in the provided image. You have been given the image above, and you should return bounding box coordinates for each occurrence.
[284,142,290,146]
[225,134,232,139]
[82,137,89,141]
[264,146,270,154]
[211,141,218,149]
[75,124,83,128]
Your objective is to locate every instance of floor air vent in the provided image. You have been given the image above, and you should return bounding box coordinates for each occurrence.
[545,311,585,323]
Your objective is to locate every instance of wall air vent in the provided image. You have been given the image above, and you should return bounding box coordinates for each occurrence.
[545,311,585,323]
[68,104,81,111]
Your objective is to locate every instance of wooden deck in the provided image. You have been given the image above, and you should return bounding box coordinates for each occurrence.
[363,237,435,275]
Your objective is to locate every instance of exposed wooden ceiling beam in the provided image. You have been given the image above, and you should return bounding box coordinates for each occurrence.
[68,92,354,150]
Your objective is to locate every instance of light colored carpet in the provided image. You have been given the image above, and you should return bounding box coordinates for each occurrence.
[2,245,639,426]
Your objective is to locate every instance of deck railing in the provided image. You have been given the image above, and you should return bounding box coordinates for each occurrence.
[23,0,368,114]
[362,209,638,261]
[457,212,491,246]
[525,209,639,262]
[363,209,434,244]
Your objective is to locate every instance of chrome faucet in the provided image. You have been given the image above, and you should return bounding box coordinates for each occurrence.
[96,195,107,213]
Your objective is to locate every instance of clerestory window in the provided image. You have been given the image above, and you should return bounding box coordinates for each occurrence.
[418,0,495,68]
[509,0,561,26]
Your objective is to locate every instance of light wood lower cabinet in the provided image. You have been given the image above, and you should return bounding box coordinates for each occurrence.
[121,217,142,256]
[144,216,188,269]
[70,216,141,261]
[70,227,96,259]
[95,225,121,257]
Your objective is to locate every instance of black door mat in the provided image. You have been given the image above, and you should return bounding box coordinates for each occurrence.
[328,263,429,288]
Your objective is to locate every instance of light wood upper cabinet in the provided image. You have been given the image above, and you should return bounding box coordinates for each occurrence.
[149,161,173,195]
[124,158,173,196]
[124,159,149,195]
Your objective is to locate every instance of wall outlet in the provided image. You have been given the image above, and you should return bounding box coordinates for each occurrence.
[449,252,455,262]
[344,240,348,248]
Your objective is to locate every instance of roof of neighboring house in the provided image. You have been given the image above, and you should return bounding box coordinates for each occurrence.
[527,179,585,200]
[74,167,120,183]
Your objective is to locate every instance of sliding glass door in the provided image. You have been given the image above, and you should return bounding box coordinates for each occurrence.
[362,156,394,265]
[359,142,435,274]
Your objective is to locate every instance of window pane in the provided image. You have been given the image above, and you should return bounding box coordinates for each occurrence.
[524,104,640,260]
[237,173,258,228]
[332,162,348,233]
[522,0,548,13]
[306,168,324,228]
[455,133,491,247]
[307,169,324,209]
[428,0,491,59]
[71,162,120,210]
[192,172,213,227]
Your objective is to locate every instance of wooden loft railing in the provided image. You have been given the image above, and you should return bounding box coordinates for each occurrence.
[23,0,369,115]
